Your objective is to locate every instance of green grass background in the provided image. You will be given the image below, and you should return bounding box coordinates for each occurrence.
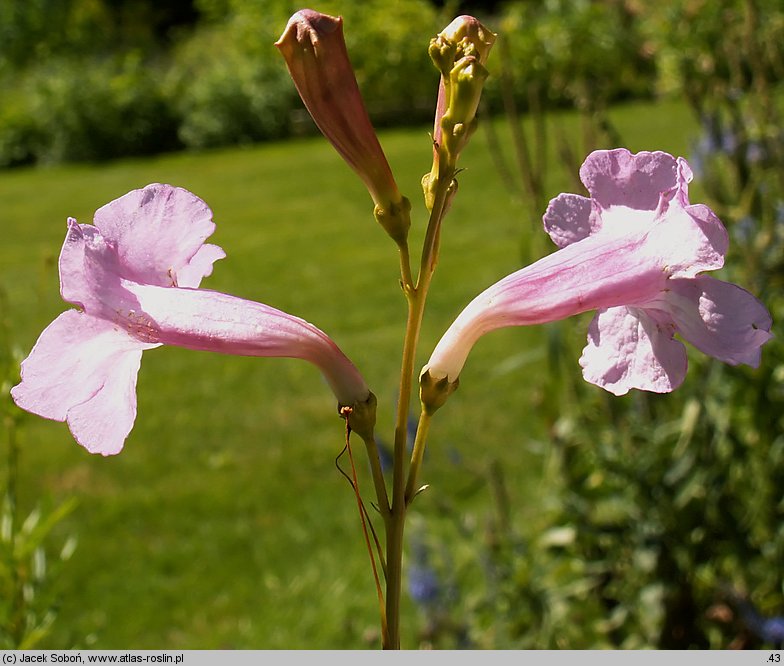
[1,99,699,648]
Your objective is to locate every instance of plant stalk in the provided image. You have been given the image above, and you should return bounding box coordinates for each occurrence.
[382,158,456,649]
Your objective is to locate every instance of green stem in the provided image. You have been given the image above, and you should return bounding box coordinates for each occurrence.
[404,409,433,505]
[397,240,415,294]
[384,291,423,649]
[383,158,456,650]
[419,165,454,284]
[361,433,391,527]
[344,431,387,643]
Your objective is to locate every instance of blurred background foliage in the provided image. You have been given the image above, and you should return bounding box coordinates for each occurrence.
[0,0,443,166]
[0,0,782,650]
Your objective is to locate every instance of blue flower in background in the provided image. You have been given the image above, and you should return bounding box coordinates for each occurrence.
[726,586,784,648]
[376,437,393,473]
[759,616,784,648]
[408,564,441,607]
[408,538,441,607]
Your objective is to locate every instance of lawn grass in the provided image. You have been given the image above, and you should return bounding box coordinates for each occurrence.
[0,97,699,649]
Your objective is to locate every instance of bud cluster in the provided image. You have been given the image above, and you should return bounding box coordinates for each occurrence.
[423,16,496,209]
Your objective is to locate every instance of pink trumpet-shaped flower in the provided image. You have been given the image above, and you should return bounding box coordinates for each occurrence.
[423,149,772,396]
[11,184,369,455]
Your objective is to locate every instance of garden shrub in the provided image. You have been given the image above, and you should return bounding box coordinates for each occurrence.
[0,89,43,168]
[3,53,180,165]
[485,0,655,114]
[164,1,295,149]
[0,0,444,165]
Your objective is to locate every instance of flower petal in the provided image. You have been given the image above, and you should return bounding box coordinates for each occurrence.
[675,156,693,205]
[542,193,596,248]
[579,306,687,395]
[92,184,221,288]
[663,276,773,367]
[59,219,101,311]
[10,310,157,454]
[65,347,146,456]
[59,219,143,323]
[579,149,680,211]
[174,243,227,288]
[681,203,729,272]
[424,227,673,382]
[642,203,728,278]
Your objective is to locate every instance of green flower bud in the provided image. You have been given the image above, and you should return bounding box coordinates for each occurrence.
[424,15,496,200]
[341,390,378,442]
[440,55,489,162]
[439,14,496,65]
[374,196,412,246]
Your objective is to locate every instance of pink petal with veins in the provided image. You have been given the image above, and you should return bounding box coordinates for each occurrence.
[579,306,687,395]
[93,184,220,287]
[14,184,370,455]
[10,310,156,455]
[580,149,680,211]
[543,193,596,248]
[424,149,770,395]
[175,243,226,288]
[662,276,773,367]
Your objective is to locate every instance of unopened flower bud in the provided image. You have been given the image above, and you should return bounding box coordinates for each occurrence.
[276,10,409,242]
[439,14,496,65]
[440,55,489,162]
[424,15,495,204]
[428,34,458,79]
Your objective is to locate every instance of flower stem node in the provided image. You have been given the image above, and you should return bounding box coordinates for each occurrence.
[419,368,459,415]
[421,173,457,214]
[341,390,378,442]
[374,196,412,246]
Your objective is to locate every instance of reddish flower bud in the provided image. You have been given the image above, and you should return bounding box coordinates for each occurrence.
[276,9,408,242]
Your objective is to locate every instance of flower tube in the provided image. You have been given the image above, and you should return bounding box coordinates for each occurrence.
[11,184,370,455]
[423,149,772,399]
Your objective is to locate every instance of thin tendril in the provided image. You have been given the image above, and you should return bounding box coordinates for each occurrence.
[338,409,387,641]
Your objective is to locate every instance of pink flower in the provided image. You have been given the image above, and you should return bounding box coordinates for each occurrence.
[11,184,369,455]
[423,149,772,396]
